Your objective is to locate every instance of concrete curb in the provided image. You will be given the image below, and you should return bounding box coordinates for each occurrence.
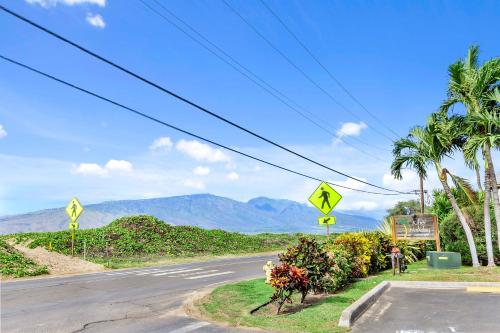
[338,280,500,328]
[338,280,390,328]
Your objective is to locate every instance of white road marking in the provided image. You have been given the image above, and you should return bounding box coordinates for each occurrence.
[167,321,210,333]
[449,327,457,332]
[375,301,392,321]
[186,271,234,280]
[167,270,219,277]
[153,268,202,276]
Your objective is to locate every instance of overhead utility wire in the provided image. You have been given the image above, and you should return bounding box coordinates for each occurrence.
[0,5,405,193]
[221,0,396,143]
[0,55,407,196]
[140,0,387,161]
[258,0,401,139]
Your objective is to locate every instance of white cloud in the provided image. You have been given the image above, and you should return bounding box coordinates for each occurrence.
[226,172,239,181]
[342,200,378,211]
[149,137,173,152]
[176,139,230,163]
[26,0,105,8]
[0,125,7,139]
[193,166,210,176]
[73,159,132,176]
[333,177,368,192]
[336,122,367,137]
[86,13,106,28]
[183,179,205,190]
[382,170,419,189]
[73,163,107,176]
[105,160,133,172]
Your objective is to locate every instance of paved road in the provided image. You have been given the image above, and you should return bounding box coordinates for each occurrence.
[352,286,500,333]
[1,255,276,333]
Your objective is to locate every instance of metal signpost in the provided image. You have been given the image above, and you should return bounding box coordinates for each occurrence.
[308,182,342,236]
[65,197,84,256]
[391,214,441,251]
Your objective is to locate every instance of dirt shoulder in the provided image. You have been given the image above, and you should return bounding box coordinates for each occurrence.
[8,241,105,277]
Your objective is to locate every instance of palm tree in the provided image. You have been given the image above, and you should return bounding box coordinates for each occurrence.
[391,114,480,267]
[464,110,500,262]
[442,45,500,253]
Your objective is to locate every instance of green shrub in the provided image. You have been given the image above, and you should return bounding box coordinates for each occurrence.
[327,233,372,278]
[325,246,352,291]
[363,231,392,274]
[279,237,333,297]
[10,215,306,261]
[0,239,48,277]
[439,205,498,265]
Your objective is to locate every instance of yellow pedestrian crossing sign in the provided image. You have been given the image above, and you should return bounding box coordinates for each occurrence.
[318,216,336,226]
[65,197,84,222]
[308,182,342,215]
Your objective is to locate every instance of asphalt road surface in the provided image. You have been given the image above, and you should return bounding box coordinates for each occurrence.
[1,255,276,333]
[351,286,500,333]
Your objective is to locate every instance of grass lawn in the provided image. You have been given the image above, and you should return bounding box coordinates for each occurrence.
[197,261,500,333]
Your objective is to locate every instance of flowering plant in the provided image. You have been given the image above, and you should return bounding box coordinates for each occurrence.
[269,263,308,314]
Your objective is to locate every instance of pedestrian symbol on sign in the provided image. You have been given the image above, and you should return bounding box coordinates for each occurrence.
[319,187,331,210]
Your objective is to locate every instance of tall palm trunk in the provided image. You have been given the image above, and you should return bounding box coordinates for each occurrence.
[483,168,495,267]
[475,166,483,191]
[438,165,480,267]
[484,144,500,252]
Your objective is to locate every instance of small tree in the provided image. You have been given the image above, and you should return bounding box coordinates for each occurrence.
[269,264,308,314]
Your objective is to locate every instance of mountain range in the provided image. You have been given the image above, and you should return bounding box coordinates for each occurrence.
[0,194,381,234]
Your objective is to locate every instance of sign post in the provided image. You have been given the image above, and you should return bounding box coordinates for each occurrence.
[65,197,84,257]
[391,214,441,251]
[308,182,342,237]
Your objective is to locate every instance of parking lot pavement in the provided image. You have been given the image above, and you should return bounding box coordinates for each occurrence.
[351,286,500,333]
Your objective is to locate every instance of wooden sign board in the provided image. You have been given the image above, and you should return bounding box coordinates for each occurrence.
[391,214,441,251]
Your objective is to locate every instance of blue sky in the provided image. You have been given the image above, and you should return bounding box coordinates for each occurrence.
[0,0,499,217]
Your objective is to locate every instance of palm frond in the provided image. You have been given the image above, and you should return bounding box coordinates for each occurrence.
[446,170,479,205]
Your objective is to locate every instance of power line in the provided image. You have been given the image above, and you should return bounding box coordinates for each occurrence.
[141,0,390,157]
[258,0,402,139]
[0,5,405,194]
[221,0,396,143]
[0,54,408,196]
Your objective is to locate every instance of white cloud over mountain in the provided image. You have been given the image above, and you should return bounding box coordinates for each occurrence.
[149,137,173,152]
[73,159,132,176]
[176,139,231,163]
[193,166,210,176]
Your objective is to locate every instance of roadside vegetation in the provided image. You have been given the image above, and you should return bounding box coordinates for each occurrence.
[0,239,48,278]
[391,45,500,267]
[198,260,500,333]
[6,215,322,269]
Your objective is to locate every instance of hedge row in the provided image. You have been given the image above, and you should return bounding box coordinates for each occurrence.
[268,231,428,312]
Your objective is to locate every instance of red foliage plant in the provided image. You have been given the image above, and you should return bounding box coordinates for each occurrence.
[269,264,308,314]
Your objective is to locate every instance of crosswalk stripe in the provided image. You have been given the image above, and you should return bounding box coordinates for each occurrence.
[167,270,218,277]
[167,321,210,333]
[185,271,234,280]
[152,267,194,274]
[153,268,202,276]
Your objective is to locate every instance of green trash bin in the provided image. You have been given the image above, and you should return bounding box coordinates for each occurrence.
[426,251,461,269]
